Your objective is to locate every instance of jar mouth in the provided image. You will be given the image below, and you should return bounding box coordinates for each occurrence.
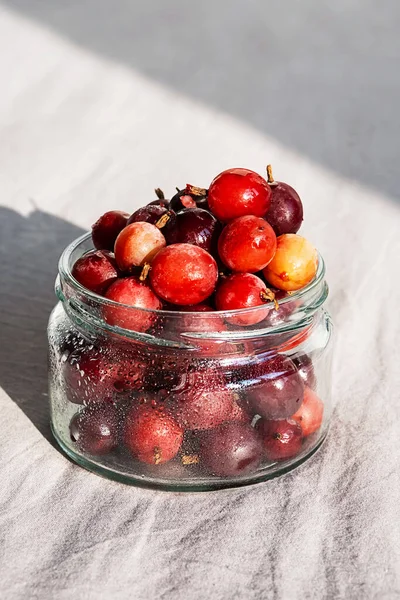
[57,232,328,344]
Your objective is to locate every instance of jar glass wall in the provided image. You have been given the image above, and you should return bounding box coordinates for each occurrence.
[48,233,334,491]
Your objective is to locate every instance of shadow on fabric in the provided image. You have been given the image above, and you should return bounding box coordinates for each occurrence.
[0,208,84,440]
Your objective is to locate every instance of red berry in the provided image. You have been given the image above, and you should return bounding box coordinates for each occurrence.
[257,418,303,461]
[69,404,119,455]
[92,211,129,251]
[230,354,304,420]
[218,216,277,273]
[114,222,166,272]
[215,273,271,326]
[208,168,271,222]
[149,244,218,305]
[164,208,221,256]
[104,277,162,332]
[292,387,324,436]
[200,422,263,476]
[72,250,118,295]
[124,406,183,464]
[172,369,237,430]
[263,234,318,291]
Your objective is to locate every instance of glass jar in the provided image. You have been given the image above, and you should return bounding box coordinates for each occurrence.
[48,233,334,491]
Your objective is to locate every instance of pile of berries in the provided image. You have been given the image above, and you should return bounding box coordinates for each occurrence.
[64,166,324,479]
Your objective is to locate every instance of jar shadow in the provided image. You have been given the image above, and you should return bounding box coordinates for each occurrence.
[0,207,84,441]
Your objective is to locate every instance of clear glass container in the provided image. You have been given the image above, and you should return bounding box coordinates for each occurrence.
[48,233,334,491]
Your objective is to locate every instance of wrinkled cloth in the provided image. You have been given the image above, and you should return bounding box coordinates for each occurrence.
[0,2,400,599]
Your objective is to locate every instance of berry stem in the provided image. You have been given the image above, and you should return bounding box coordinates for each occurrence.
[181,454,200,465]
[139,263,151,281]
[155,188,165,200]
[260,288,279,311]
[155,211,172,229]
[266,165,274,184]
[186,184,207,197]
[154,447,162,465]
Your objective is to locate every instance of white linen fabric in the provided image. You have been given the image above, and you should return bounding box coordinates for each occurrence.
[0,2,399,598]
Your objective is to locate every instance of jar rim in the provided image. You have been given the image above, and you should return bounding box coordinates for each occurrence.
[58,232,327,321]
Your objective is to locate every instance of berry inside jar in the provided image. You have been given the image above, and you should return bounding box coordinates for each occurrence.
[50,165,332,490]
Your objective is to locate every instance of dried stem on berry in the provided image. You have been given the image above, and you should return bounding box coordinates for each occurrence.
[260,288,279,310]
[181,454,200,465]
[155,211,172,229]
[139,263,151,281]
[266,164,274,184]
[154,447,162,465]
[155,188,165,200]
[186,184,207,197]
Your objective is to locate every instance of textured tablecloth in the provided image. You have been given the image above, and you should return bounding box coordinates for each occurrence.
[1,2,400,598]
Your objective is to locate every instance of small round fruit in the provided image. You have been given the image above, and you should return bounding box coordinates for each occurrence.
[218,215,277,273]
[69,404,118,455]
[263,234,318,291]
[265,165,303,236]
[149,244,218,305]
[257,418,303,461]
[172,370,237,430]
[164,208,221,256]
[104,277,162,332]
[200,422,263,477]
[92,210,129,251]
[72,250,118,295]
[208,168,271,222]
[124,406,184,465]
[215,273,271,326]
[114,222,166,271]
[292,387,324,436]
[233,354,304,419]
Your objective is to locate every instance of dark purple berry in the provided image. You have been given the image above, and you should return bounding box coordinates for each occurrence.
[265,165,303,236]
[69,404,119,455]
[200,422,263,477]
[164,208,221,255]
